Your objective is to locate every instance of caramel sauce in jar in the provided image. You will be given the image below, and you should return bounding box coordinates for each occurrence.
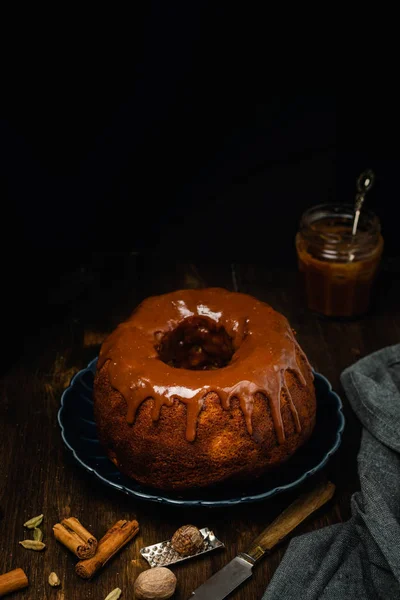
[296,204,384,317]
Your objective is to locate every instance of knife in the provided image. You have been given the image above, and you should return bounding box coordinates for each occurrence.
[190,480,335,600]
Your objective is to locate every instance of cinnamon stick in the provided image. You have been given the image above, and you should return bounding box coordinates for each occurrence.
[0,568,29,597]
[76,519,139,579]
[53,516,97,559]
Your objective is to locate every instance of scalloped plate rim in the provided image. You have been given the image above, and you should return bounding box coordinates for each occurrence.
[58,357,345,507]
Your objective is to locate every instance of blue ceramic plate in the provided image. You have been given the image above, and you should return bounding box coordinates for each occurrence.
[58,358,345,507]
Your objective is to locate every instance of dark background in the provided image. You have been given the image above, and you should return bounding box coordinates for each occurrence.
[1,4,399,365]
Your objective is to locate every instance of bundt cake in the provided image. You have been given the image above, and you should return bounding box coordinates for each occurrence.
[93,288,316,490]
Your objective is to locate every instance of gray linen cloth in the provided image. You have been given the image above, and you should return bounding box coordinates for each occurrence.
[263,343,400,600]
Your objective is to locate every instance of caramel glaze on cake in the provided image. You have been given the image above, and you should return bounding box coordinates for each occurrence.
[93,288,316,490]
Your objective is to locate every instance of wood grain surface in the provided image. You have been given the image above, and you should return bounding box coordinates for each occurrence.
[1,253,399,599]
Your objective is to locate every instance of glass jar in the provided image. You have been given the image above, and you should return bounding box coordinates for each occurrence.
[295,204,384,317]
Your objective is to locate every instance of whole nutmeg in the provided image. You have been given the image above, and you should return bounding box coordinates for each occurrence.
[171,524,204,556]
[134,567,177,600]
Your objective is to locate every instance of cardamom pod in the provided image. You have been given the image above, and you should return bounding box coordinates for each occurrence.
[104,588,122,600]
[19,540,46,551]
[24,514,44,529]
[48,572,61,587]
[33,527,43,542]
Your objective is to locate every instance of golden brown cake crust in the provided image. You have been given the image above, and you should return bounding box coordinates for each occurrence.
[93,288,317,490]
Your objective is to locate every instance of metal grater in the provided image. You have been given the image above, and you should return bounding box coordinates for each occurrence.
[140,527,225,568]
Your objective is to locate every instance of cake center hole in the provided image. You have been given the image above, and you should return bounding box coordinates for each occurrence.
[156,316,235,370]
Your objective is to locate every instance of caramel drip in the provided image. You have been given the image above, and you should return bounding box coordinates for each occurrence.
[292,337,310,386]
[281,371,302,434]
[98,288,313,445]
[238,395,254,436]
[184,394,206,442]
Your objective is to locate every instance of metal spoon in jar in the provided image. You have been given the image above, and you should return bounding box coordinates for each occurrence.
[352,169,375,235]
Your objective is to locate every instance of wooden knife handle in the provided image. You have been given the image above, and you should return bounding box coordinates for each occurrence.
[244,480,335,562]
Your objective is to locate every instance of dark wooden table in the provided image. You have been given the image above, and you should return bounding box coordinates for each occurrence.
[1,253,400,599]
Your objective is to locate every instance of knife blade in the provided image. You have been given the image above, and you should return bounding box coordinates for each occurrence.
[191,554,253,600]
[190,480,335,600]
